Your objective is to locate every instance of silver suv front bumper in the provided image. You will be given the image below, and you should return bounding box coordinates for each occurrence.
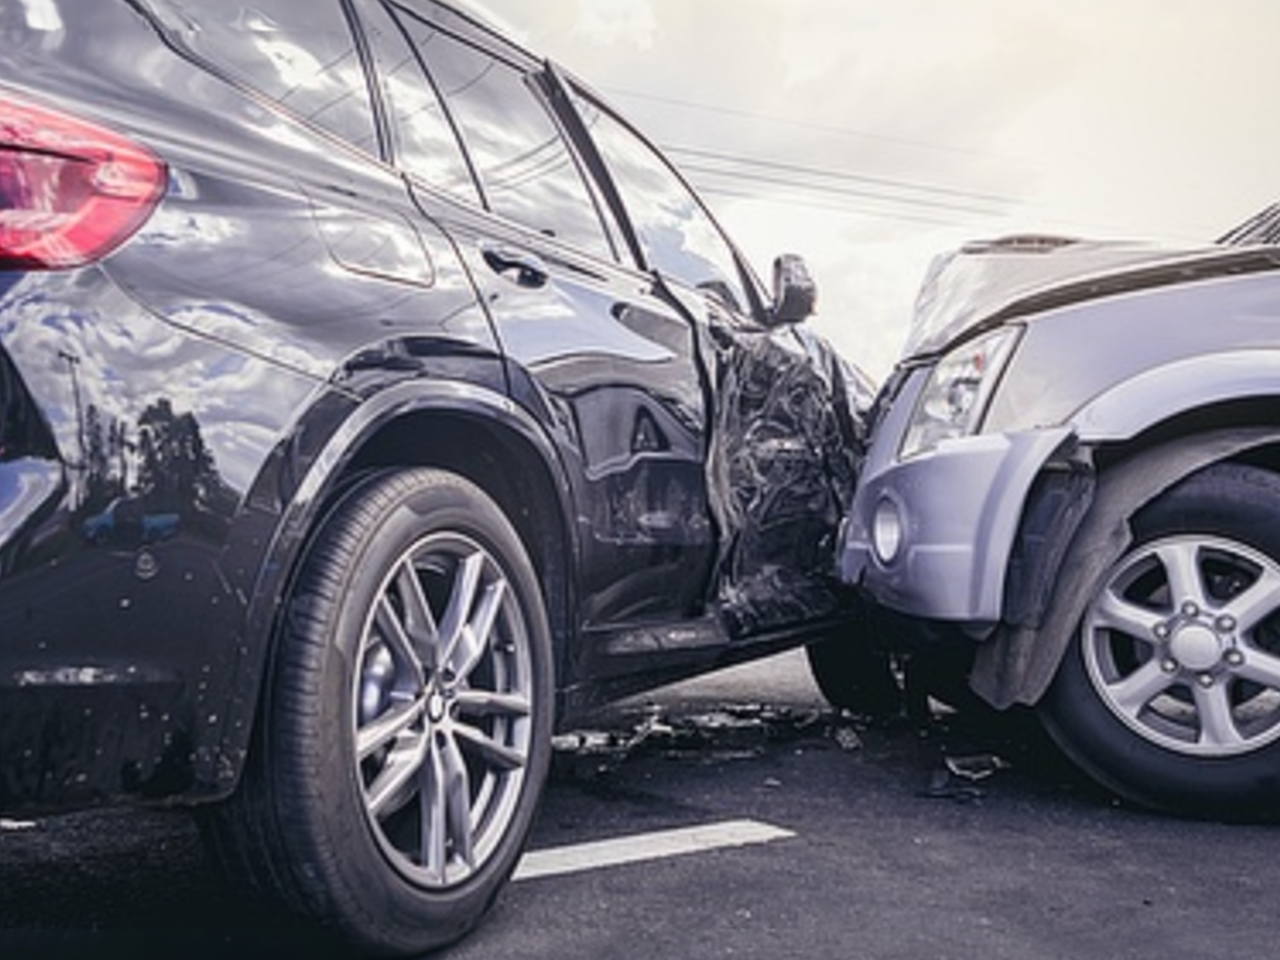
[839,367,1071,626]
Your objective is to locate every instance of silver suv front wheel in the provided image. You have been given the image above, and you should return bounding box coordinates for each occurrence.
[1041,461,1280,818]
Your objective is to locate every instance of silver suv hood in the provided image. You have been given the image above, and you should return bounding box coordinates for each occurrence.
[905,235,1280,358]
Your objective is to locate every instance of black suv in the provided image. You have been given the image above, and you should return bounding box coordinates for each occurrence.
[0,0,868,951]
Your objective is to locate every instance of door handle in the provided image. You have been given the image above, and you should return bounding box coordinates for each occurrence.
[480,243,549,289]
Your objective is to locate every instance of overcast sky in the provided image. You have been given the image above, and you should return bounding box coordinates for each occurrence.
[465,0,1280,380]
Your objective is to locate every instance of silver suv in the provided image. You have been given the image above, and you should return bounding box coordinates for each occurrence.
[838,227,1280,818]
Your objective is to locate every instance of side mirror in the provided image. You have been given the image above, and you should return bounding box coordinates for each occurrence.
[769,253,816,326]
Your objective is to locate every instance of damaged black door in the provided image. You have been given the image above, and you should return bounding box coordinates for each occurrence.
[360,3,718,636]
[700,304,863,635]
[559,80,862,641]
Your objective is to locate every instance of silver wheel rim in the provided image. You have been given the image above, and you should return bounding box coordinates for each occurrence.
[353,531,534,889]
[1082,533,1280,757]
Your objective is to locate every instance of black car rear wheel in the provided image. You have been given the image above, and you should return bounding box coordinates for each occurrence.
[205,468,553,955]
[1040,462,1280,818]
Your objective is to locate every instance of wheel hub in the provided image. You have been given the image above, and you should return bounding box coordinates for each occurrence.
[352,527,537,890]
[1082,532,1280,758]
[425,687,448,724]
[1167,621,1228,673]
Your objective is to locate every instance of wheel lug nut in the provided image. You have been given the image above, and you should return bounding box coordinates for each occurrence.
[1225,649,1245,667]
[1154,624,1171,640]
[1216,615,1237,634]
[1198,673,1215,688]
[1181,601,1200,617]
[1161,659,1179,674]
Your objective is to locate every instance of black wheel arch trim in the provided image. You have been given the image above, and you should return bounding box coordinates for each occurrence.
[213,377,578,800]
[971,425,1280,710]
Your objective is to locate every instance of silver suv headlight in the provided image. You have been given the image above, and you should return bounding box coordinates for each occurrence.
[900,326,1021,460]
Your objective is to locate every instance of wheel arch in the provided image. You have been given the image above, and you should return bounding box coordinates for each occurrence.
[221,380,577,798]
[974,422,1280,710]
[1072,350,1280,441]
[339,401,576,629]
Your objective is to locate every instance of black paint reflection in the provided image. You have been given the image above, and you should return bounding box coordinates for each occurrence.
[74,396,234,547]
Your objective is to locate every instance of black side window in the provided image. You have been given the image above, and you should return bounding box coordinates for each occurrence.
[355,0,476,202]
[154,0,377,153]
[571,89,752,314]
[384,4,613,258]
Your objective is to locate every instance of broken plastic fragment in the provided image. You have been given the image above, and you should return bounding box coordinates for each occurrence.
[944,753,1011,781]
[919,753,1011,802]
[831,726,862,752]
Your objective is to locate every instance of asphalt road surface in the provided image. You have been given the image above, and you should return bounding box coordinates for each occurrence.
[3,648,1278,960]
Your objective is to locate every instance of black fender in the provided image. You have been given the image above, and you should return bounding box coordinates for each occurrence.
[212,375,577,797]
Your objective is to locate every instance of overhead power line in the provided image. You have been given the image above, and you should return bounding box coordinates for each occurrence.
[664,145,1017,208]
[663,145,1018,226]
[687,165,1001,219]
[596,85,1027,228]
[605,85,1020,164]
[696,184,969,229]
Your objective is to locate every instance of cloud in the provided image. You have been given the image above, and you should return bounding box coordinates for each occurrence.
[448,0,529,42]
[571,0,656,49]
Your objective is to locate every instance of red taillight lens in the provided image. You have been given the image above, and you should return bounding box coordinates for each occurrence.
[0,92,166,270]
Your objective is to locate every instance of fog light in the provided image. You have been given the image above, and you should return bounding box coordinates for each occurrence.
[872,496,904,565]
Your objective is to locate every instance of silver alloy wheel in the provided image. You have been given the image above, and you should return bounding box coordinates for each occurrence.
[354,531,534,888]
[1082,533,1280,757]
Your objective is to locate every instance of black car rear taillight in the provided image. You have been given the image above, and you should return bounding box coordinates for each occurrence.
[0,92,166,270]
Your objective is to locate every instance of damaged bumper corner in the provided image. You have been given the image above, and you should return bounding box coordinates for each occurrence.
[840,413,1073,625]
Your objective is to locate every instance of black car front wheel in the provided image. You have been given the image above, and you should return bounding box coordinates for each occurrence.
[205,468,553,955]
[805,601,903,719]
[1040,462,1280,818]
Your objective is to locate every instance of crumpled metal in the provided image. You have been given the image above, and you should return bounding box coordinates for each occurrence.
[707,321,867,636]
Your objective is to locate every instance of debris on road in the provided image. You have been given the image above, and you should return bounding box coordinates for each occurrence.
[552,702,866,779]
[831,725,863,752]
[945,753,1012,782]
[919,753,1012,803]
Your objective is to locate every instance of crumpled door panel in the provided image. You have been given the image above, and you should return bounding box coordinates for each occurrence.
[706,317,864,636]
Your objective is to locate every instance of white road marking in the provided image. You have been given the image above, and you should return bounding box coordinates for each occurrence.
[513,818,795,882]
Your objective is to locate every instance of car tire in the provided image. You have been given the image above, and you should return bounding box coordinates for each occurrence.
[1040,461,1280,818]
[805,603,903,719]
[203,468,554,955]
